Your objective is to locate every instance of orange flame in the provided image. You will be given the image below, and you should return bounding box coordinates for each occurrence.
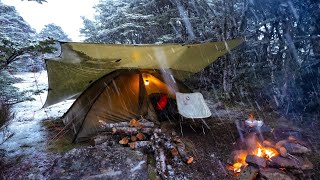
[229,143,279,173]
[256,143,279,160]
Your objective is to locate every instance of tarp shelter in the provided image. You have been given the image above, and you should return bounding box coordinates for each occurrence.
[44,39,244,142]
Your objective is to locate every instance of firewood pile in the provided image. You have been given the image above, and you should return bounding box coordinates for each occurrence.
[96,118,193,179]
[228,132,314,180]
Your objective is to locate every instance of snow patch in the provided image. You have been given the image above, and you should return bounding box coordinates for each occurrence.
[130,160,145,172]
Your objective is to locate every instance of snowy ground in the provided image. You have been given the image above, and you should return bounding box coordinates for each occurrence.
[1,71,74,157]
[1,71,148,179]
[2,71,318,179]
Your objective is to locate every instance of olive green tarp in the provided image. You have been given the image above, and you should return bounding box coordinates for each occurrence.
[44,39,243,107]
[44,39,243,142]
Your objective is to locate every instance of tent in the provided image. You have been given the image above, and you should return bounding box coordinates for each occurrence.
[44,39,244,142]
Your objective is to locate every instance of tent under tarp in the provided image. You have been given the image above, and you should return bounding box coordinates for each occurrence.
[64,69,192,142]
[44,39,244,142]
[44,39,244,107]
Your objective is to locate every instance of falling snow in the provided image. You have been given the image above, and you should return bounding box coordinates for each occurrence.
[1,0,320,179]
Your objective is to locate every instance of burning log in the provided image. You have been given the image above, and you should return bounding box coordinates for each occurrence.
[259,168,294,180]
[245,155,267,168]
[229,127,314,179]
[283,143,311,154]
[231,150,248,163]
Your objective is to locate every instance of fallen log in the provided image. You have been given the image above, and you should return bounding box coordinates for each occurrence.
[129,141,151,150]
[100,120,155,130]
[131,135,137,142]
[99,121,130,129]
[112,127,154,135]
[152,132,168,179]
[176,140,189,162]
[136,132,144,140]
[119,137,129,145]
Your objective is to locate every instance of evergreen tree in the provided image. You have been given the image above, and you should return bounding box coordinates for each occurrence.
[80,0,220,43]
[39,23,71,41]
[0,2,54,103]
[80,0,319,113]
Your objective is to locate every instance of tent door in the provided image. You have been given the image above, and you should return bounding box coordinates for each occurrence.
[176,92,212,119]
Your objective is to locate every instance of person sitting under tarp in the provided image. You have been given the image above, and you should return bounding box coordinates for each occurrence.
[149,93,178,122]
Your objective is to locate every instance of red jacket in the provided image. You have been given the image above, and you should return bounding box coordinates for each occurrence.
[156,94,167,110]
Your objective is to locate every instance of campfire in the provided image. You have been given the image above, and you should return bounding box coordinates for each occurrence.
[229,142,279,173]
[229,115,314,179]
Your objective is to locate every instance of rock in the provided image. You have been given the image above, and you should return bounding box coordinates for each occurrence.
[269,156,299,169]
[301,157,313,170]
[236,166,259,180]
[263,140,274,148]
[288,136,297,142]
[279,147,288,157]
[275,140,287,149]
[245,155,266,168]
[284,143,311,154]
[259,168,294,180]
[294,156,314,170]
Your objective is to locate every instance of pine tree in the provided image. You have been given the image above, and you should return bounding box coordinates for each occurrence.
[0,2,54,103]
[80,0,219,43]
[39,23,71,41]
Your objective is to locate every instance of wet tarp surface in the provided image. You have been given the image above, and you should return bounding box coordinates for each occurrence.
[44,39,243,107]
